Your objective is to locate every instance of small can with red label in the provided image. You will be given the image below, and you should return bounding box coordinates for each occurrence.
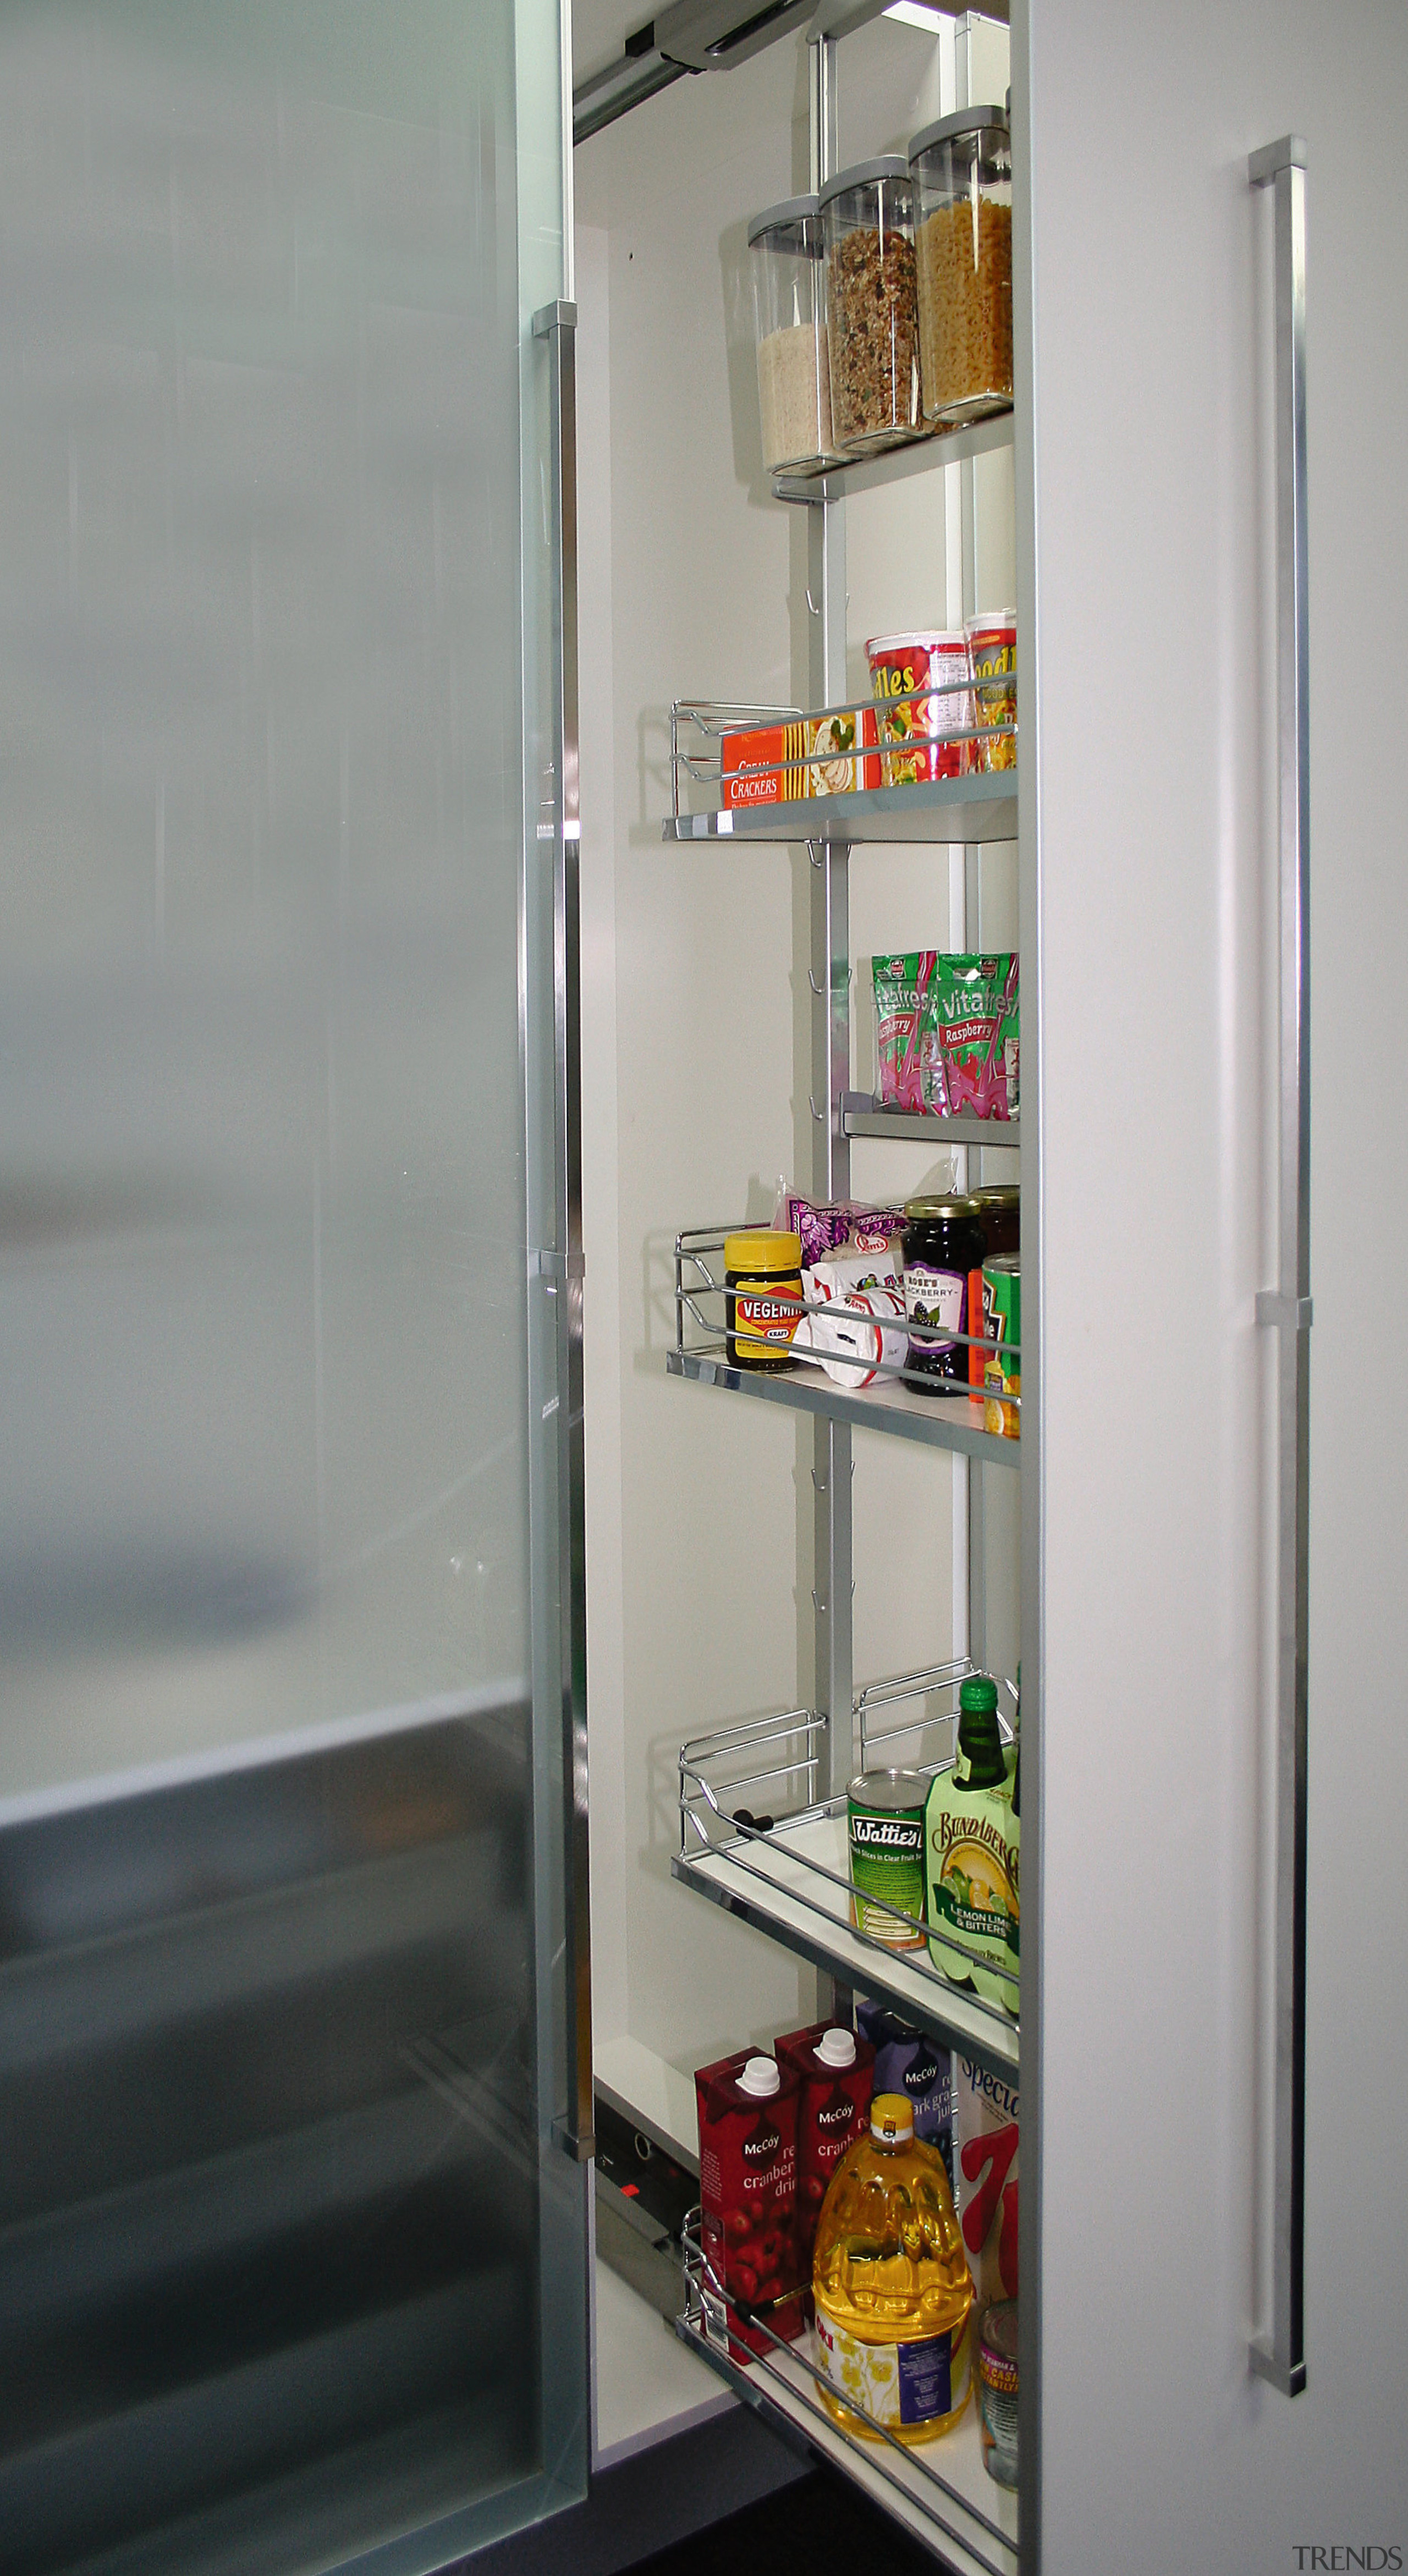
[695,2050,806,2360]
[867,630,972,785]
[774,2022,876,2276]
[724,1230,804,1372]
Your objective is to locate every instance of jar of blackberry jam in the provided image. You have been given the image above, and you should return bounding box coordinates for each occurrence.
[900,1195,985,1391]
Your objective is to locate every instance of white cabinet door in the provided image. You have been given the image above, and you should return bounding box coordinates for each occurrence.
[1020,0,1407,2566]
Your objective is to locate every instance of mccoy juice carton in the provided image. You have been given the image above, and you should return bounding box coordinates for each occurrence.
[856,2000,954,2190]
[954,2055,1019,2305]
[695,2049,805,2360]
[721,720,805,809]
[774,2022,875,2276]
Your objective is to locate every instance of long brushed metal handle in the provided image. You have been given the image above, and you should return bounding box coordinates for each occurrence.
[1248,136,1308,2401]
[532,299,593,2165]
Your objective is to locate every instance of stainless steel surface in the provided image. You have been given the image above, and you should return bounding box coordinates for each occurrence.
[675,2217,1018,2574]
[806,35,853,1809]
[664,772,1019,843]
[809,24,840,196]
[842,1092,1020,1148]
[533,301,595,2169]
[573,44,686,144]
[1008,14,1042,2558]
[774,406,1013,504]
[1248,131,1310,2405]
[667,1346,1017,1462]
[573,0,813,143]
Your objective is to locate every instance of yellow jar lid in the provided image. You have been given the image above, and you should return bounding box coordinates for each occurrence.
[724,1230,802,1274]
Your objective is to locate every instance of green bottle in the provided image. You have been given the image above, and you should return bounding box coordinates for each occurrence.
[924,1677,1019,2011]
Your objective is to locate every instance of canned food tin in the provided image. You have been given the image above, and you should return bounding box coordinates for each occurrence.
[848,1770,928,1950]
[978,2298,1019,2486]
[981,1255,1020,1438]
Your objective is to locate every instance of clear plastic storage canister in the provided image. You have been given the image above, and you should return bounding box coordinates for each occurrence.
[819,157,920,455]
[909,107,1013,425]
[747,195,835,475]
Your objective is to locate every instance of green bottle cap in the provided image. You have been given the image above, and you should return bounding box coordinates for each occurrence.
[959,1676,999,1715]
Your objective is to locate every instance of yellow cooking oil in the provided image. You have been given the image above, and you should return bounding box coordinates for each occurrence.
[812,2091,974,2444]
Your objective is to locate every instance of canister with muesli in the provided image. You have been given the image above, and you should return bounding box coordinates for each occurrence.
[819,158,921,456]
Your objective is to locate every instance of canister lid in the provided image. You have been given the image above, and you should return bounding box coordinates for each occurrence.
[971,1186,1020,1210]
[815,2026,857,2068]
[818,155,912,211]
[737,2055,780,2098]
[747,192,823,252]
[871,2091,914,2144]
[723,1229,802,1274]
[908,104,1009,164]
[904,1195,980,1221]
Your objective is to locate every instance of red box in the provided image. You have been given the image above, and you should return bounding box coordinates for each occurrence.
[721,721,805,808]
[695,2049,805,2360]
[774,2023,875,2277]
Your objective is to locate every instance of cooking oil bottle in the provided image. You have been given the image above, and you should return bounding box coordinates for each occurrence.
[812,2090,974,2443]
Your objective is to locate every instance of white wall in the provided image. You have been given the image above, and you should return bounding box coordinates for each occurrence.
[1022,0,1408,2565]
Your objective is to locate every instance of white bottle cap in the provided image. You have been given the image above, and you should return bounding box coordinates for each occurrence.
[815,2027,857,2068]
[738,2054,780,2098]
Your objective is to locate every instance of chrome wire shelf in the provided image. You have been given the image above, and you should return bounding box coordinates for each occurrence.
[669,1224,1020,1466]
[673,1670,1019,2077]
[666,667,1017,846]
[677,2215,1018,2576]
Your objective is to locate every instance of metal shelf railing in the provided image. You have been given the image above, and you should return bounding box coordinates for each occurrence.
[670,668,1016,824]
[673,1664,1020,2074]
[674,1215,1024,1463]
[677,2212,1018,2576]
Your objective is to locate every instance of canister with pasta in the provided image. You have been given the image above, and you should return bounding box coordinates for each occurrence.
[909,107,1013,426]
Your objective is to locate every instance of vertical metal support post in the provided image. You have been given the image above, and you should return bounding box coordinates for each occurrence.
[806,28,852,1803]
[1248,135,1310,2401]
[532,299,593,2166]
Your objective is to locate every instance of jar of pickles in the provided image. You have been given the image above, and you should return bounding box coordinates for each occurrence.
[909,107,1013,426]
[818,158,920,456]
[747,195,836,475]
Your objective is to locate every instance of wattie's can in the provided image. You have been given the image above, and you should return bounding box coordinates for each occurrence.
[848,1770,928,1950]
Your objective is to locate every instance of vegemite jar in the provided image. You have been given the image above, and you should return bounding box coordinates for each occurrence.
[724,1230,804,1373]
[901,1196,985,1390]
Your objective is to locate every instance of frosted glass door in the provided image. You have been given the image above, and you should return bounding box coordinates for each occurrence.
[0,3,586,2572]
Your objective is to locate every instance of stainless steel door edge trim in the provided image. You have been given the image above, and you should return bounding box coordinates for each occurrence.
[1248,133,1310,2403]
[532,298,594,2165]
